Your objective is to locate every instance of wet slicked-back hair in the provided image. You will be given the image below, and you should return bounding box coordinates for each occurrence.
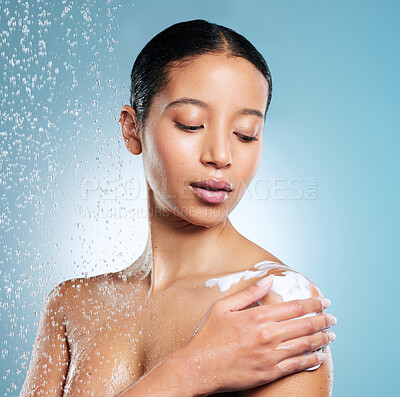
[130,19,272,129]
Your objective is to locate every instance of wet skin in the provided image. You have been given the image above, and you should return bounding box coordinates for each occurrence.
[21,53,333,396]
[53,245,303,395]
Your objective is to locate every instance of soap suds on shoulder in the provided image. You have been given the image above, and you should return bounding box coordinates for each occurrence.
[204,260,324,371]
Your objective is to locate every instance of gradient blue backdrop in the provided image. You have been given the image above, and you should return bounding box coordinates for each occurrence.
[1,1,399,395]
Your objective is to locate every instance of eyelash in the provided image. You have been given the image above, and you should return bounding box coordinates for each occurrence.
[174,122,258,142]
[175,122,201,132]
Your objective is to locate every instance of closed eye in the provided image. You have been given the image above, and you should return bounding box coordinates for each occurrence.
[175,122,203,131]
[175,122,258,142]
[234,132,258,142]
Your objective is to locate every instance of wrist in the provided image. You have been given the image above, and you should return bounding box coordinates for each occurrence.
[168,346,213,397]
[165,347,202,397]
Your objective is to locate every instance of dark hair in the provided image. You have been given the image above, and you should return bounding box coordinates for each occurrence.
[130,19,272,129]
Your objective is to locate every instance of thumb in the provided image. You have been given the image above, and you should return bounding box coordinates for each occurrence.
[220,274,275,312]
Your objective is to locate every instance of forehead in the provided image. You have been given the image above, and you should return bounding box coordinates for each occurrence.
[156,53,269,116]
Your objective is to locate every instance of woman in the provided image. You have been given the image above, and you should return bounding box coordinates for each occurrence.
[20,19,336,396]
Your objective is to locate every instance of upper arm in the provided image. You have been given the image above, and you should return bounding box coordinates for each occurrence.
[238,275,334,397]
[20,283,70,396]
[237,345,333,397]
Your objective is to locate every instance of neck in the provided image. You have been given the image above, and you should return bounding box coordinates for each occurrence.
[140,185,240,293]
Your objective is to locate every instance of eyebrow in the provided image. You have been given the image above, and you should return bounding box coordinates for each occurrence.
[165,97,265,119]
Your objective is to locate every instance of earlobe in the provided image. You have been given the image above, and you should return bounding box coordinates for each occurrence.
[120,105,142,155]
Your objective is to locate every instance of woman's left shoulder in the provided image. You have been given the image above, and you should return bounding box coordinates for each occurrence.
[231,236,287,271]
[236,242,324,302]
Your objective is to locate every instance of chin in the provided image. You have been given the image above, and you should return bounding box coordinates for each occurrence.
[189,217,225,229]
[154,192,233,227]
[179,206,231,228]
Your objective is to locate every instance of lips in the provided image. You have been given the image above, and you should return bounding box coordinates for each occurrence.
[190,179,232,192]
[190,179,232,204]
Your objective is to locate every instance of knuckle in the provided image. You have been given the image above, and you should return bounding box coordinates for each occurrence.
[289,360,301,373]
[300,338,312,350]
[303,319,315,333]
[253,310,265,324]
[260,328,272,343]
[254,351,274,371]
[292,301,305,315]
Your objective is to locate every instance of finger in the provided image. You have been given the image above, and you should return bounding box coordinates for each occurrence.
[269,312,337,343]
[274,330,335,361]
[249,296,330,322]
[275,350,327,377]
[219,275,275,312]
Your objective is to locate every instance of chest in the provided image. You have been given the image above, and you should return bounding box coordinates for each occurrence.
[63,283,219,396]
[139,285,214,374]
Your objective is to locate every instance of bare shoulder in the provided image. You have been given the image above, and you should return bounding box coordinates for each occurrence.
[20,276,87,395]
[51,273,111,311]
[226,234,289,273]
[235,245,333,396]
[50,270,142,325]
[230,234,324,302]
[233,250,334,396]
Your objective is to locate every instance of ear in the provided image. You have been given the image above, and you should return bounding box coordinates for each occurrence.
[119,105,142,155]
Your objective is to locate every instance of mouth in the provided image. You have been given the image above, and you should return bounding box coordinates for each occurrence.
[190,179,232,204]
[190,179,233,192]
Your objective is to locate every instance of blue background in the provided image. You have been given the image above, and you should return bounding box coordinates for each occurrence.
[1,1,399,395]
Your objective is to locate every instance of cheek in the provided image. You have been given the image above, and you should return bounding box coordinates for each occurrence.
[236,144,263,182]
[146,127,194,184]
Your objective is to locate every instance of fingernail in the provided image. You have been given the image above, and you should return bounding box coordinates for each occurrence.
[321,298,331,308]
[317,352,326,362]
[327,314,337,325]
[256,274,274,287]
[327,331,336,341]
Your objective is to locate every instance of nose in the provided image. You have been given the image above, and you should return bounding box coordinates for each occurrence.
[200,129,232,169]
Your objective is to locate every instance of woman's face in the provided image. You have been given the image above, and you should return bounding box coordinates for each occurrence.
[139,52,269,227]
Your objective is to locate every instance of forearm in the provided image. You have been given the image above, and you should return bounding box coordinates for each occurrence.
[115,348,208,397]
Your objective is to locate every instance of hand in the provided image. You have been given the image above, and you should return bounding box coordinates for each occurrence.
[179,275,337,395]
